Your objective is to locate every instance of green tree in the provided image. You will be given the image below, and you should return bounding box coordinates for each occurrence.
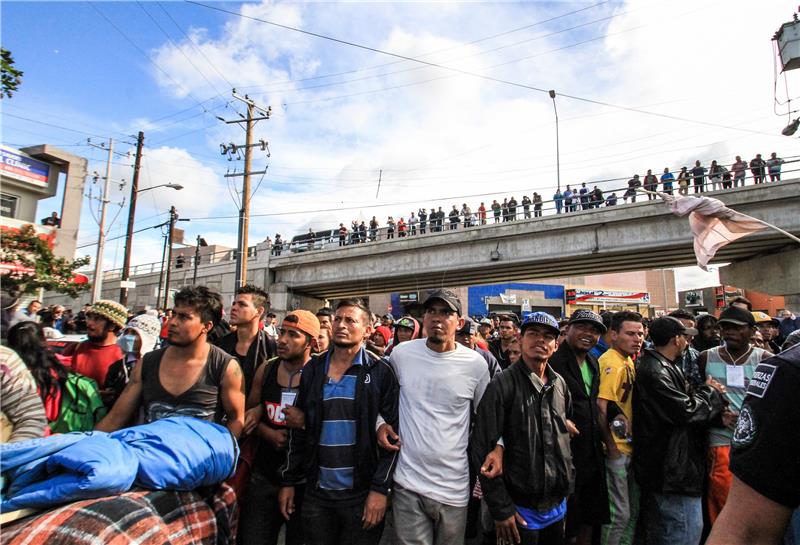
[1,47,23,99]
[0,224,91,298]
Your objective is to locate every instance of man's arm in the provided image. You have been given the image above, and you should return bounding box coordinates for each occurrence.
[596,398,621,459]
[95,360,144,432]
[371,360,400,494]
[637,362,724,426]
[221,358,246,439]
[243,363,267,435]
[706,476,792,545]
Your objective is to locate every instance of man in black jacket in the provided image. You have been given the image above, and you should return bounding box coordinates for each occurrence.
[549,310,609,545]
[633,317,726,545]
[278,298,399,545]
[471,312,575,545]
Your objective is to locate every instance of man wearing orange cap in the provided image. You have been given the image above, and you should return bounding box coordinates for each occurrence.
[239,310,320,545]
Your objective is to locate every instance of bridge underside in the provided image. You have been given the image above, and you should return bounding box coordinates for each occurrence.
[287,235,795,299]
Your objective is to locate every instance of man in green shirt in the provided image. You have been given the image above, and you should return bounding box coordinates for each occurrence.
[549,310,609,545]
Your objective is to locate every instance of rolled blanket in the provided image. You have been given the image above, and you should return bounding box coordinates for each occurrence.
[111,416,238,491]
[1,434,137,511]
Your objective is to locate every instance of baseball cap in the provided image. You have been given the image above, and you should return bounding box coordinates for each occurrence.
[718,306,756,327]
[520,312,560,336]
[88,299,128,330]
[424,288,462,316]
[282,310,321,339]
[751,311,779,326]
[479,318,493,326]
[567,309,607,333]
[649,316,699,346]
[396,316,418,331]
[382,313,395,321]
[457,317,478,336]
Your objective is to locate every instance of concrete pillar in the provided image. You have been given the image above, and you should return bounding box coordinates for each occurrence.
[719,248,800,298]
[268,282,325,319]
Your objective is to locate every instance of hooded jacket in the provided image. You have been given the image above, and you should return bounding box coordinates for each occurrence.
[385,317,421,356]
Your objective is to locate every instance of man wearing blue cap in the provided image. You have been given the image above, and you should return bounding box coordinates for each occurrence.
[471,312,575,545]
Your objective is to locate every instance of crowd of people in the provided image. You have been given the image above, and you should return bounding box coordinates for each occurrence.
[2,284,799,545]
[269,152,791,254]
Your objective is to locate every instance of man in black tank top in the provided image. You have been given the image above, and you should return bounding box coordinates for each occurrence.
[97,286,246,438]
[214,284,276,398]
[238,310,320,545]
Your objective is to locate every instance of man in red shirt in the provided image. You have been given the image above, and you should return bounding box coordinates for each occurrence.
[68,300,126,387]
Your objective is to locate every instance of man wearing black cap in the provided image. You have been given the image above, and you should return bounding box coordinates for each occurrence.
[456,317,501,379]
[471,312,575,545]
[697,305,772,525]
[633,316,727,545]
[378,289,490,545]
[549,310,609,545]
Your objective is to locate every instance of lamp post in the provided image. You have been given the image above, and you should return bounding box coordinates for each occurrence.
[549,90,561,193]
[119,182,183,306]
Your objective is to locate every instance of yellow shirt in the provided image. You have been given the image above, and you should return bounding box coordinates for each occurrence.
[598,348,635,456]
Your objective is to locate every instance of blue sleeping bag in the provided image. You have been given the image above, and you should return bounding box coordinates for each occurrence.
[110,416,238,490]
[1,433,137,511]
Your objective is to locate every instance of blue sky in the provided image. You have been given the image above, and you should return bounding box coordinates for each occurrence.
[3,1,798,290]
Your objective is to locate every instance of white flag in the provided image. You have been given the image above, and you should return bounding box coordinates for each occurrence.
[658,193,767,271]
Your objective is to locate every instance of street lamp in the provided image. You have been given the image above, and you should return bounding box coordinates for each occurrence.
[549,90,561,193]
[119,182,183,306]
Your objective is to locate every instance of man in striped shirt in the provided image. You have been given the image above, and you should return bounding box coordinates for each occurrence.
[279,298,399,545]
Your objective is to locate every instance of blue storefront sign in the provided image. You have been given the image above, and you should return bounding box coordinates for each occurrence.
[1,145,50,188]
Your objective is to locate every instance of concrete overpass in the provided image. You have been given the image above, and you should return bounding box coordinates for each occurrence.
[269,179,800,301]
[52,179,800,312]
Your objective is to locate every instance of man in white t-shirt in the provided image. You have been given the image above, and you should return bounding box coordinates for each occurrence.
[378,288,490,545]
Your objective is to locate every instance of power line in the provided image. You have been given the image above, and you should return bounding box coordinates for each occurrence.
[187,0,774,137]
[88,2,208,111]
[156,1,236,90]
[136,1,227,97]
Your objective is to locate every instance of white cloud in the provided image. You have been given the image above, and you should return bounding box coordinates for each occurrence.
[128,0,798,283]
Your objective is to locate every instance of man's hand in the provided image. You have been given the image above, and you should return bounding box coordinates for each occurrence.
[566,419,580,438]
[283,406,305,430]
[243,406,263,436]
[495,512,527,544]
[481,444,504,478]
[278,486,295,521]
[377,423,401,452]
[706,375,728,396]
[361,491,387,529]
[722,409,739,429]
[606,444,622,460]
[263,426,288,450]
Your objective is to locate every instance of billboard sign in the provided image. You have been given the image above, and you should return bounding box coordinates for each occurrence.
[1,145,50,188]
[571,288,650,304]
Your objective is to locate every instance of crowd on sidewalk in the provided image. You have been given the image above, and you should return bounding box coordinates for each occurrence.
[270,151,790,254]
[2,283,800,545]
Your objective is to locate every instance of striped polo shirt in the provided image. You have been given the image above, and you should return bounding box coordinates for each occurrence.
[317,349,363,496]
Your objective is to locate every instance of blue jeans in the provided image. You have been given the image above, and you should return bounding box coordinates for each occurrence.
[644,492,702,545]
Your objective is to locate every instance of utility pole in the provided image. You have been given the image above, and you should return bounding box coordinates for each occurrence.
[92,138,114,302]
[119,131,144,307]
[163,206,178,309]
[219,90,271,290]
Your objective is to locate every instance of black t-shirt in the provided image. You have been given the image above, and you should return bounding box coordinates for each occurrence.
[730,345,800,509]
[256,358,301,481]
